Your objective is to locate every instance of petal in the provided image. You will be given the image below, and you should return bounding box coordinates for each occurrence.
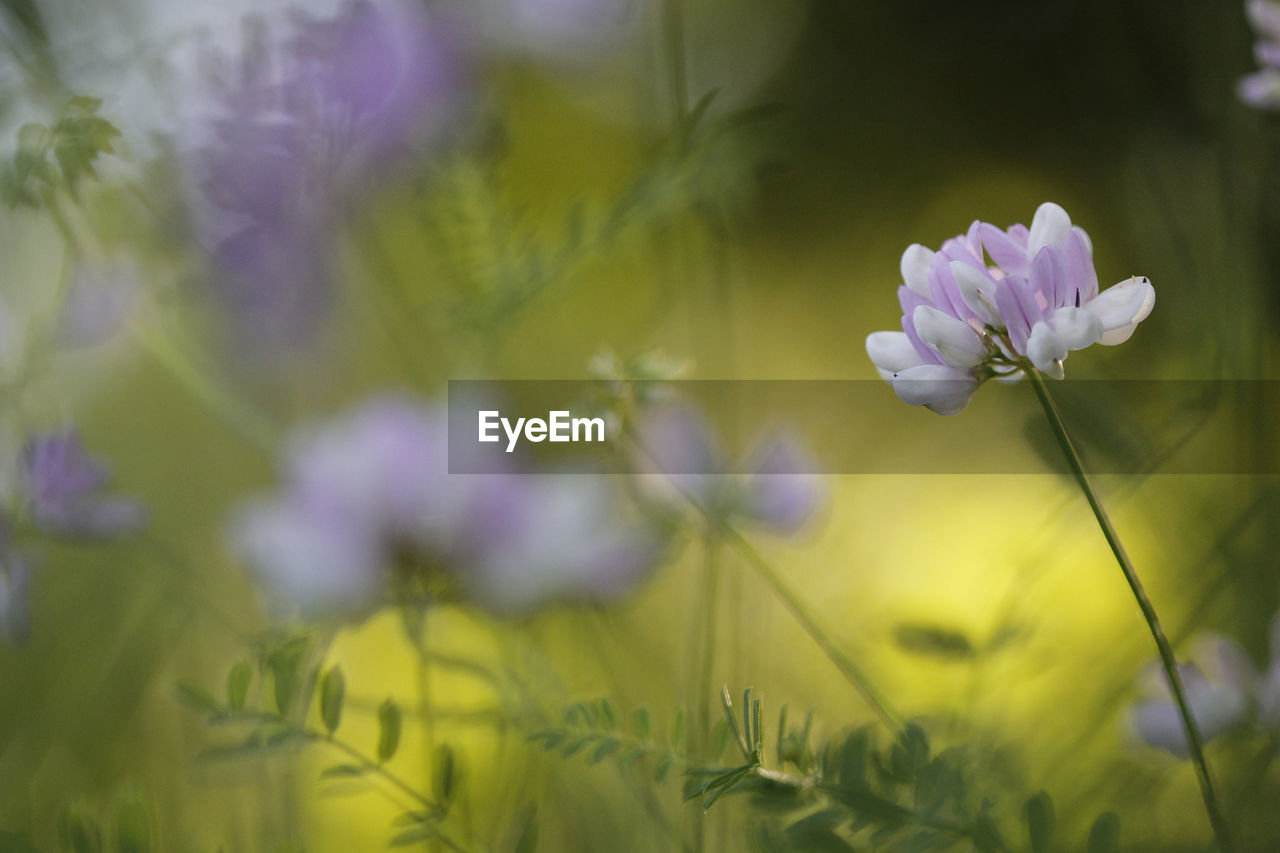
[1026,321,1066,379]
[978,222,1031,278]
[1258,41,1280,68]
[890,364,979,415]
[1248,0,1280,42]
[1028,202,1072,257]
[950,260,1001,326]
[1238,69,1280,109]
[1046,306,1102,351]
[900,243,934,298]
[1087,276,1155,345]
[866,331,925,379]
[927,256,972,321]
[738,434,825,534]
[912,305,987,368]
[1062,228,1099,304]
[995,278,1033,353]
[899,286,945,365]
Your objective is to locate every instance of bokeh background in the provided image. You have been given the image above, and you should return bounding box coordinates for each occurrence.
[1,0,1279,850]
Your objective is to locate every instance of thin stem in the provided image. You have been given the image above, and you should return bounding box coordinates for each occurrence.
[723,528,903,732]
[1026,368,1233,853]
[686,528,720,853]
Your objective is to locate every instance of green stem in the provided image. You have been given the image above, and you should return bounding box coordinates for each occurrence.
[1026,368,1232,853]
[723,528,903,732]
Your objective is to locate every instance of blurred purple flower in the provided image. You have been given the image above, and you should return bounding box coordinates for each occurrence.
[633,403,824,535]
[189,2,469,363]
[1130,635,1254,758]
[233,395,663,618]
[866,202,1154,414]
[22,431,147,538]
[1241,1,1280,109]
[58,260,139,350]
[467,0,639,62]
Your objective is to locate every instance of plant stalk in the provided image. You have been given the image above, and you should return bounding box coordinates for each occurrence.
[1026,367,1232,853]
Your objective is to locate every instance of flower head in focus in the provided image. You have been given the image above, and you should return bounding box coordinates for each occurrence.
[865,202,1155,414]
[1130,634,1255,757]
[233,395,664,620]
[1240,0,1280,109]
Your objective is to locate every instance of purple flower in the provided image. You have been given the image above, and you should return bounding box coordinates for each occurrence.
[188,2,469,364]
[1242,1,1280,110]
[233,395,663,618]
[22,431,146,538]
[1130,635,1255,757]
[866,202,1155,414]
[632,403,825,535]
[467,0,640,62]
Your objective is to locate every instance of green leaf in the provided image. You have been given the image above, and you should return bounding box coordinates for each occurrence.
[432,744,459,806]
[654,754,674,783]
[226,661,253,711]
[512,803,538,853]
[319,667,345,735]
[174,681,220,715]
[1024,791,1055,853]
[893,624,975,660]
[670,710,686,749]
[598,698,618,730]
[589,738,621,764]
[56,804,101,853]
[320,764,371,779]
[1086,812,1121,853]
[630,707,651,741]
[377,699,402,763]
[111,791,152,853]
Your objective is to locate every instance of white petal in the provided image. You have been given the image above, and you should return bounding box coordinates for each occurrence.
[1046,306,1102,351]
[890,364,978,415]
[950,260,1000,325]
[1028,202,1072,257]
[912,305,986,368]
[1026,321,1066,379]
[866,331,924,380]
[900,243,934,298]
[1087,276,1155,345]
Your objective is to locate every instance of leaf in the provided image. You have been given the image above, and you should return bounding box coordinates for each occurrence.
[56,804,101,853]
[319,667,345,735]
[225,662,253,712]
[894,624,975,660]
[1086,812,1121,853]
[320,764,371,779]
[1024,791,1055,853]
[111,791,152,853]
[818,785,912,826]
[670,710,686,749]
[174,681,220,715]
[512,803,538,853]
[654,754,674,783]
[377,700,402,763]
[432,744,458,806]
[598,699,618,731]
[630,707,651,741]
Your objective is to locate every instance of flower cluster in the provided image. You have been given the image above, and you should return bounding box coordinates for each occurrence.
[865,202,1155,414]
[632,403,825,536]
[189,1,467,364]
[232,395,665,618]
[0,430,146,644]
[1241,0,1280,110]
[1130,617,1280,756]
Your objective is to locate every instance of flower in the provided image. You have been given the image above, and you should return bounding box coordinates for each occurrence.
[866,202,1155,414]
[22,430,146,538]
[233,395,663,618]
[632,403,825,535]
[1240,0,1280,110]
[1130,634,1255,757]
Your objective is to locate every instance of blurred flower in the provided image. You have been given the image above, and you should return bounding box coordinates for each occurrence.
[58,260,139,349]
[1130,635,1255,757]
[866,202,1154,413]
[1252,611,1280,727]
[187,2,469,364]
[233,395,663,618]
[22,430,147,538]
[1240,0,1280,109]
[632,403,824,535]
[462,0,640,62]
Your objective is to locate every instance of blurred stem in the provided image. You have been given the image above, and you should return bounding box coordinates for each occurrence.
[725,528,903,732]
[661,0,689,131]
[1026,368,1233,853]
[686,527,720,853]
